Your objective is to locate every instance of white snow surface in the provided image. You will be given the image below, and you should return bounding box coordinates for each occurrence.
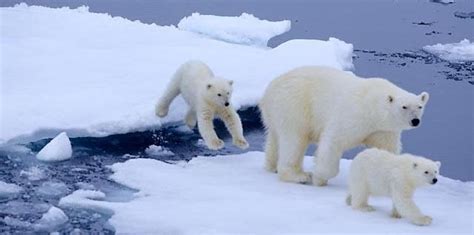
[36,132,72,162]
[0,4,353,144]
[59,151,473,234]
[423,39,474,62]
[33,206,69,232]
[178,12,291,47]
[0,181,22,197]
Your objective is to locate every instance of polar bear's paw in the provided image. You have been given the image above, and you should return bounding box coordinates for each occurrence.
[391,209,402,218]
[279,170,312,184]
[233,138,249,149]
[412,216,432,226]
[356,205,375,212]
[207,138,225,150]
[156,105,168,118]
[312,175,328,186]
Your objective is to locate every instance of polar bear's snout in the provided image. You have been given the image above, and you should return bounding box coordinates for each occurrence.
[411,118,420,127]
[225,102,229,107]
[432,178,438,184]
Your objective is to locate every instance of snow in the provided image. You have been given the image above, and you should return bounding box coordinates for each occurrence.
[423,39,474,62]
[144,144,174,157]
[177,12,291,47]
[0,3,353,144]
[33,206,69,232]
[59,151,473,234]
[0,181,22,198]
[36,132,72,162]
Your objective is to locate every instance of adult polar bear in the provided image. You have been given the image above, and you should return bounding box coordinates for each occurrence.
[260,66,429,186]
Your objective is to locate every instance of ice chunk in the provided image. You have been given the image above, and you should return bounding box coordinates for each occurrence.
[2,216,32,228]
[145,145,174,157]
[178,13,291,47]
[423,39,474,62]
[0,180,22,198]
[36,132,73,162]
[20,166,47,181]
[36,181,70,198]
[33,206,69,232]
[59,190,114,215]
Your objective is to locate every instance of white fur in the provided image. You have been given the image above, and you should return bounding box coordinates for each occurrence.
[346,148,440,226]
[259,66,429,185]
[156,60,248,150]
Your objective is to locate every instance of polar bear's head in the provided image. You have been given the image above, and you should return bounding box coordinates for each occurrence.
[204,78,234,107]
[409,156,441,187]
[387,92,429,130]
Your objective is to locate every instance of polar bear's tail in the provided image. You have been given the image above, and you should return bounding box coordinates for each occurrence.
[345,194,352,206]
[155,65,185,118]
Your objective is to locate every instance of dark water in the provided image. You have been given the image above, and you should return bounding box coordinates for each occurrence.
[0,0,473,233]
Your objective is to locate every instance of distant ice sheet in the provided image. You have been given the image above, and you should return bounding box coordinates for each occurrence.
[178,12,291,47]
[423,39,474,62]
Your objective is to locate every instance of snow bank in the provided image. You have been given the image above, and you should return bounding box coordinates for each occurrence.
[33,206,69,232]
[423,39,474,62]
[0,181,22,198]
[0,4,353,144]
[59,151,473,234]
[36,132,72,162]
[178,12,291,47]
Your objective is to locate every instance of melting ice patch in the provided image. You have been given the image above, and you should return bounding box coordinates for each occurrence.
[145,144,174,157]
[0,181,22,198]
[423,39,474,62]
[1,4,353,144]
[178,12,291,47]
[58,151,473,234]
[33,206,69,232]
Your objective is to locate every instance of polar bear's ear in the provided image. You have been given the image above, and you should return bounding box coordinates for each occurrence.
[435,161,441,168]
[388,95,394,103]
[420,92,429,103]
[228,80,234,86]
[207,84,212,89]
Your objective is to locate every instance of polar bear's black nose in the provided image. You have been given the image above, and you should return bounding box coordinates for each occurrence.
[432,178,437,184]
[225,102,229,107]
[411,118,420,127]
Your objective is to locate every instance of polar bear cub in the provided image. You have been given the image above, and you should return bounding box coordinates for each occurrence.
[346,148,440,226]
[155,60,248,150]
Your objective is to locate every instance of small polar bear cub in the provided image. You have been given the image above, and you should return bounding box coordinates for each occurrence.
[347,148,440,226]
[155,60,249,150]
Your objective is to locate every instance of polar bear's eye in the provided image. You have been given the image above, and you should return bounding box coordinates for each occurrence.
[402,106,407,109]
[217,93,222,97]
[424,171,429,174]
[418,106,423,109]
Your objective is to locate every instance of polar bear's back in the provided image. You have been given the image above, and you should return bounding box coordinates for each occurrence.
[260,66,360,139]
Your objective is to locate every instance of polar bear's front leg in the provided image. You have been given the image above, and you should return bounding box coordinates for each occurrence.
[197,109,224,150]
[364,131,402,154]
[391,183,432,226]
[313,138,343,186]
[218,108,248,149]
[277,134,311,184]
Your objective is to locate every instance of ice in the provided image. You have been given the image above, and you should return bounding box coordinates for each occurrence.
[1,4,353,144]
[2,216,32,228]
[177,12,291,47]
[36,132,73,162]
[36,181,70,198]
[20,166,47,181]
[0,180,22,198]
[33,206,69,232]
[59,151,473,234]
[423,39,474,62]
[144,144,174,157]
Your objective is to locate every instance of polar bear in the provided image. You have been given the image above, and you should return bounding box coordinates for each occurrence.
[155,60,249,150]
[259,66,429,185]
[346,148,440,226]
